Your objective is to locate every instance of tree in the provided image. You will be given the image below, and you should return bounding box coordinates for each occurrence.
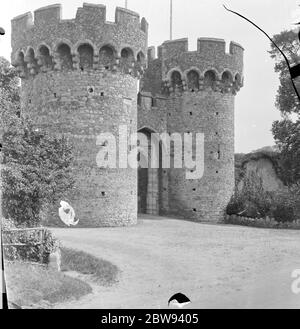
[269,30,300,184]
[272,118,300,184]
[1,125,75,226]
[0,56,75,226]
[269,30,300,114]
[0,56,20,130]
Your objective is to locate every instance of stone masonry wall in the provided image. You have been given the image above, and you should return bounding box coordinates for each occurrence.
[11,3,148,227]
[138,37,244,222]
[167,91,235,221]
[21,70,138,227]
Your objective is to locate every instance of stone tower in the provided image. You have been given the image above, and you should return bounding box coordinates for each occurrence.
[139,38,244,221]
[11,3,244,226]
[11,3,148,227]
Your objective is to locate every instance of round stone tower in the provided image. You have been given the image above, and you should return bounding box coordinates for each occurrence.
[141,37,244,222]
[163,38,244,221]
[11,3,148,227]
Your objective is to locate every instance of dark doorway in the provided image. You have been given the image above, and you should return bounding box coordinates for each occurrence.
[137,128,162,215]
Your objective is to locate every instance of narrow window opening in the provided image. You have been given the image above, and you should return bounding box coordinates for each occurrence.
[78,43,94,70]
[171,71,183,91]
[204,70,217,90]
[187,70,199,90]
[57,43,73,70]
[137,92,142,105]
[151,97,157,107]
[99,45,115,68]
[39,45,54,70]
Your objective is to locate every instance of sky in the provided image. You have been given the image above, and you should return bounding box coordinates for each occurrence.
[0,0,299,153]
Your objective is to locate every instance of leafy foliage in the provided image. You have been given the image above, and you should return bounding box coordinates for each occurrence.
[269,30,300,114]
[269,30,300,184]
[270,184,299,223]
[0,56,20,129]
[226,190,245,216]
[272,203,295,223]
[227,173,300,222]
[1,124,75,226]
[272,119,300,184]
[2,218,60,263]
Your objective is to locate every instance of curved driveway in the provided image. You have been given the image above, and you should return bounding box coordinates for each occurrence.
[52,215,300,309]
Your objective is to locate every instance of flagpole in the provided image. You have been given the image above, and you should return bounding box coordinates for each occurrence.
[125,0,128,9]
[170,0,173,40]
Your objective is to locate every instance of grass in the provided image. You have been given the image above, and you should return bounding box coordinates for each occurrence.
[4,247,119,308]
[4,261,92,308]
[60,247,119,286]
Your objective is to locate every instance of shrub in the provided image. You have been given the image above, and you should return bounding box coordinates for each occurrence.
[226,175,300,224]
[1,121,74,227]
[226,192,245,216]
[227,174,272,218]
[269,186,299,223]
[287,183,300,218]
[41,230,60,263]
[2,218,59,263]
[242,173,272,218]
[272,203,295,223]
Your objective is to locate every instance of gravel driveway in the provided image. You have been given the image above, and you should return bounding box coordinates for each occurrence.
[51,215,300,309]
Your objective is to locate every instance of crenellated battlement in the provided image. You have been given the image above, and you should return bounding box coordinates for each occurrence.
[11,3,148,79]
[145,37,244,96]
[148,37,243,60]
[11,3,147,36]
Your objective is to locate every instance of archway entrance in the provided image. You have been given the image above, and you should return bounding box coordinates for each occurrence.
[137,128,162,215]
